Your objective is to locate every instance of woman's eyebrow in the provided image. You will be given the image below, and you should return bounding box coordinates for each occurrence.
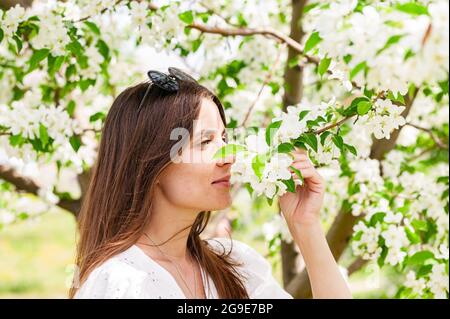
[199,128,227,135]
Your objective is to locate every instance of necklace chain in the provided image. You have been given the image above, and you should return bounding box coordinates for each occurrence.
[143,232,200,299]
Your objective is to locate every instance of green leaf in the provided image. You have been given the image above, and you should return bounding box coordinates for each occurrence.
[191,38,202,52]
[396,3,429,16]
[282,178,296,193]
[377,246,388,268]
[89,112,106,122]
[178,10,194,24]
[277,143,295,153]
[17,212,29,220]
[357,100,372,115]
[343,96,370,116]
[395,286,414,299]
[364,88,375,99]
[417,264,433,277]
[350,61,367,80]
[299,110,310,121]
[236,12,248,27]
[319,131,332,146]
[252,153,268,180]
[13,35,22,54]
[266,120,282,146]
[289,165,304,184]
[66,40,84,58]
[405,227,421,244]
[66,100,76,116]
[268,81,280,94]
[318,57,331,77]
[84,21,101,35]
[332,134,344,149]
[411,219,428,232]
[197,12,210,23]
[302,133,318,153]
[39,123,49,146]
[343,54,352,64]
[0,28,4,43]
[288,55,300,68]
[213,144,246,160]
[304,31,322,53]
[303,3,320,14]
[377,34,404,55]
[244,183,253,196]
[79,78,96,91]
[353,230,363,241]
[65,64,76,79]
[47,55,65,75]
[407,251,435,266]
[96,40,110,59]
[69,135,81,152]
[437,176,449,184]
[344,143,358,156]
[28,48,50,72]
[369,212,386,226]
[438,79,449,95]
[9,134,24,147]
[387,91,405,105]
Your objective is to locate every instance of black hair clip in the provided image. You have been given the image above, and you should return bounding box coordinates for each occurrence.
[137,67,197,110]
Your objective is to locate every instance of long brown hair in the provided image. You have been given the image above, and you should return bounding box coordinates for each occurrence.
[68,79,249,298]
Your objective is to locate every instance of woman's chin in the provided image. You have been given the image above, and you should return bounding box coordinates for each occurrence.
[208,195,232,211]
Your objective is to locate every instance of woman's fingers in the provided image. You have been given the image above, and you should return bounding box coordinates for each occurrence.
[291,151,309,162]
[290,158,313,169]
[294,147,308,155]
[289,161,323,183]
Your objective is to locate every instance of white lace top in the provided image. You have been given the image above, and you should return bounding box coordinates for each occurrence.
[74,237,293,299]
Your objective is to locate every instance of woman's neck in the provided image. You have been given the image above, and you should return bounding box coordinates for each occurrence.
[138,194,201,262]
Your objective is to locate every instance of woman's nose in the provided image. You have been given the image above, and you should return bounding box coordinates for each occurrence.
[216,153,235,166]
[215,140,236,166]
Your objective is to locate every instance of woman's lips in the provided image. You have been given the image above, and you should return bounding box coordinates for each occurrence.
[212,175,231,188]
[212,180,231,188]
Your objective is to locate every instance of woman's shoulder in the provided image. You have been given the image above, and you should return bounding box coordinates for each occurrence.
[205,237,293,299]
[73,246,149,298]
[205,237,271,274]
[205,237,263,260]
[205,237,275,283]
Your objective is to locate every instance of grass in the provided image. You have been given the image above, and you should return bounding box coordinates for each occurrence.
[0,209,77,298]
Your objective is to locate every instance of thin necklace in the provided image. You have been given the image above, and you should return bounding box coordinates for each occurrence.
[143,232,199,299]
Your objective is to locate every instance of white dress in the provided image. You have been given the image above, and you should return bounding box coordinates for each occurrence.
[74,237,293,299]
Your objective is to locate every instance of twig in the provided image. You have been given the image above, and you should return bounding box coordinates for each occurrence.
[405,122,448,149]
[188,22,319,65]
[313,116,353,135]
[196,1,242,28]
[408,145,436,162]
[241,45,285,127]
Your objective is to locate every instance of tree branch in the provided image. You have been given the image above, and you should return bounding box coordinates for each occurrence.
[347,257,368,276]
[405,122,448,149]
[287,86,420,298]
[241,45,285,127]
[0,164,81,214]
[188,22,319,65]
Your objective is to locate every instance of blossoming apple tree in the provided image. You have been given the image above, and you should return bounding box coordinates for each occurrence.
[0,0,448,298]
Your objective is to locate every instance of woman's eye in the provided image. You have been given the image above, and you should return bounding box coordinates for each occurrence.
[201,139,212,146]
[223,135,228,143]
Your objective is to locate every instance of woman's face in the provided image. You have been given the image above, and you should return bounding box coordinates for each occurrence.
[156,97,234,212]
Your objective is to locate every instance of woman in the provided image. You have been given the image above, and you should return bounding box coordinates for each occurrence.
[69,68,352,299]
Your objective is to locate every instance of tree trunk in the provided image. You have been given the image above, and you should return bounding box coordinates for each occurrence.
[279,0,309,285]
